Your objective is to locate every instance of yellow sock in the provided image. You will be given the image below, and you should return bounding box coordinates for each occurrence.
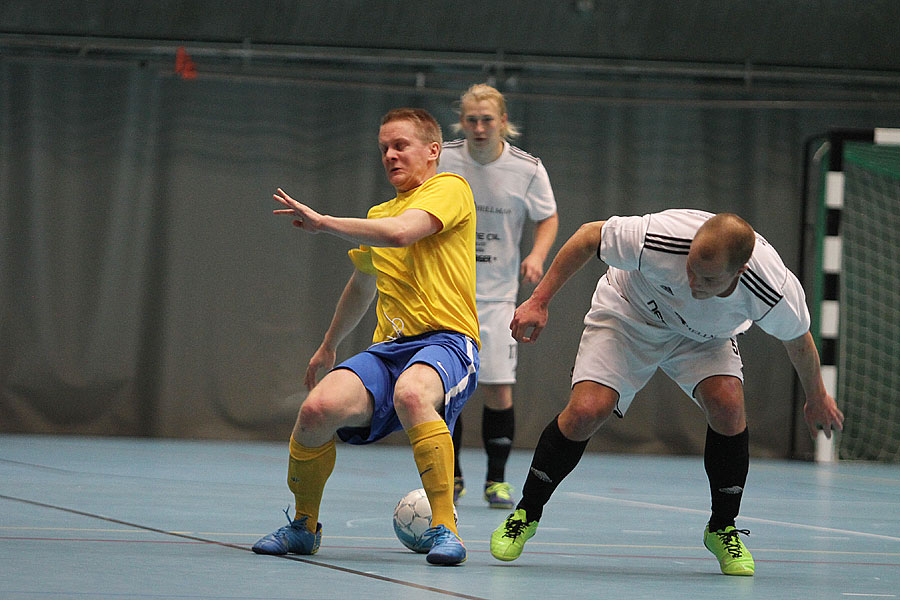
[287,436,336,533]
[407,420,457,535]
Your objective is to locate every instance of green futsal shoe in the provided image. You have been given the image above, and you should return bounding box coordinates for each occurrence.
[490,508,538,561]
[703,524,755,576]
[483,481,515,509]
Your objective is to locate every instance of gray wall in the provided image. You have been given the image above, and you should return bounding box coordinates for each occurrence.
[3,0,899,71]
[2,1,899,460]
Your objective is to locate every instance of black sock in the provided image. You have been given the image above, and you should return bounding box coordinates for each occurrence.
[483,406,514,483]
[704,425,749,531]
[452,417,463,479]
[517,416,589,522]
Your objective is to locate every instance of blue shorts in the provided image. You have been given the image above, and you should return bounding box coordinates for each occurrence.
[335,331,479,445]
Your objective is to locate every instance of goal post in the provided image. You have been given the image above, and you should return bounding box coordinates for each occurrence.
[811,128,900,462]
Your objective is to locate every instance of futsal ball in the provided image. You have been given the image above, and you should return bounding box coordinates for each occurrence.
[392,488,458,553]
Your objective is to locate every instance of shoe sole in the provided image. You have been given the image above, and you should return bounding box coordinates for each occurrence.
[252,545,318,556]
[721,567,754,576]
[426,554,467,565]
[490,537,526,561]
[490,550,521,562]
[251,547,286,555]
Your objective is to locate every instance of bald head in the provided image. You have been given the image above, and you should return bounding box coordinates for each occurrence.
[693,213,756,271]
[686,213,756,299]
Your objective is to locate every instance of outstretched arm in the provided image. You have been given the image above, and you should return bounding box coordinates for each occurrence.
[520,212,559,284]
[510,220,605,343]
[782,331,845,439]
[273,188,441,247]
[305,269,377,390]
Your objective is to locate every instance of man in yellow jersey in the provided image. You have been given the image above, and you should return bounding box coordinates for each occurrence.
[252,108,479,566]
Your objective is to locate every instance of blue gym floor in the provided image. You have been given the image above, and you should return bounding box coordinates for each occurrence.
[1,433,898,600]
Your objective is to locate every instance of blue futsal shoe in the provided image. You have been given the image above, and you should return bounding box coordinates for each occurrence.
[252,509,322,555]
[422,524,467,565]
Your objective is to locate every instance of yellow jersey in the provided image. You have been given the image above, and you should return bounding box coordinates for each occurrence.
[348,173,480,348]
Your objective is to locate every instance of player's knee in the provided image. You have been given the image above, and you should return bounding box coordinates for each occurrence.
[575,383,617,417]
[701,395,746,434]
[392,386,428,422]
[706,405,746,436]
[696,376,745,434]
[561,392,615,437]
[482,384,513,410]
[394,365,444,423]
[569,401,613,426]
[298,394,333,432]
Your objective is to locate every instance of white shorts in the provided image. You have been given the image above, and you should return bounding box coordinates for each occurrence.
[571,275,744,417]
[476,301,517,385]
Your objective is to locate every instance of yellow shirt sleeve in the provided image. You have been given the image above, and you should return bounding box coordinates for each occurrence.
[348,246,376,275]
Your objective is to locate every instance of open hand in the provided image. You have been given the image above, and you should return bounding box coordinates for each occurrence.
[273,188,325,232]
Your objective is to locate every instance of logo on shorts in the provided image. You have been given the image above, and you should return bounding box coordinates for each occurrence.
[718,485,744,495]
[660,285,674,295]
[436,361,449,378]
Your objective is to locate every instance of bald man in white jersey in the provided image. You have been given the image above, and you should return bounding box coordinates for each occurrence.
[439,83,558,509]
[489,209,844,576]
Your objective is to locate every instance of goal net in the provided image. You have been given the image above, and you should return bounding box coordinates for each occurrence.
[815,129,900,462]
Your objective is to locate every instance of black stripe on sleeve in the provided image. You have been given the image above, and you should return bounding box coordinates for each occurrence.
[644,233,692,255]
[740,269,782,307]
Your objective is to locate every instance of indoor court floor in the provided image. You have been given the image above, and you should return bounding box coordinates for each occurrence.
[1,433,898,600]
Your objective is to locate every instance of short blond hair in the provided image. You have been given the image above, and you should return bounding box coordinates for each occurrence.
[381,108,443,148]
[451,83,521,141]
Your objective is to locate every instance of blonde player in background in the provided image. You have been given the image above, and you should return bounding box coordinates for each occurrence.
[252,108,479,566]
[490,210,843,576]
[439,84,558,509]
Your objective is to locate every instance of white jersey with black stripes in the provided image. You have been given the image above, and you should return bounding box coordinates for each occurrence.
[596,209,810,342]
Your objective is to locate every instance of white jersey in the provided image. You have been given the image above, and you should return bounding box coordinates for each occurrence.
[597,209,810,342]
[439,139,557,302]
